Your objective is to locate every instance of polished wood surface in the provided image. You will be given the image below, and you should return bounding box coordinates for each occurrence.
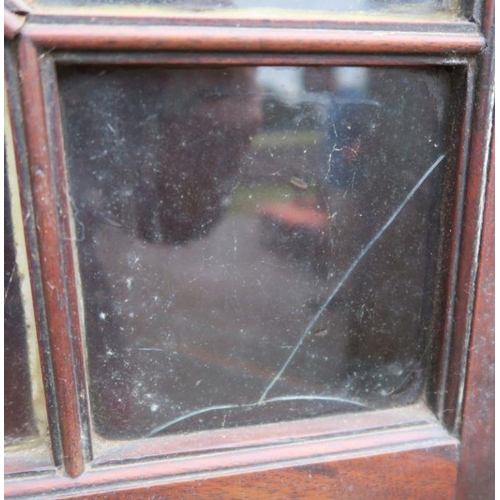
[5,412,457,498]
[18,37,85,478]
[47,447,458,499]
[23,23,484,54]
[41,56,93,467]
[457,132,494,499]
[95,448,458,499]
[4,43,66,473]
[440,0,495,434]
[91,405,438,467]
[52,51,470,67]
[433,65,475,422]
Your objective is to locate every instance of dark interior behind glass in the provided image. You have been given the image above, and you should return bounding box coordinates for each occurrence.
[58,65,453,439]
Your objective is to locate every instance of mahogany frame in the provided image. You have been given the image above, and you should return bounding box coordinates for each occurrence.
[4,0,494,497]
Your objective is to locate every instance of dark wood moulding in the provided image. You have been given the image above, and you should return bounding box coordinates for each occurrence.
[91,404,438,467]
[17,36,86,479]
[22,22,484,54]
[40,55,94,465]
[6,446,459,499]
[5,407,458,499]
[52,51,471,66]
[440,0,495,434]
[4,0,494,494]
[456,128,494,500]
[434,64,476,422]
[4,42,70,473]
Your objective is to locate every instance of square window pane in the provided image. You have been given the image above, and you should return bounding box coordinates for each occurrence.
[58,65,453,440]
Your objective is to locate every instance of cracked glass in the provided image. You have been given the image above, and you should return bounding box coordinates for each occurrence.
[58,65,453,440]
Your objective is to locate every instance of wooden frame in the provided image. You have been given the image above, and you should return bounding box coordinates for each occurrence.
[4,0,494,497]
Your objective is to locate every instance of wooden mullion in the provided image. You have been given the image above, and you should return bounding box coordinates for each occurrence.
[21,22,484,54]
[39,55,94,463]
[5,41,65,473]
[17,35,86,479]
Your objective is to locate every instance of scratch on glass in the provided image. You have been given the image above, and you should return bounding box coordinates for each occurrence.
[259,153,446,402]
[147,153,446,437]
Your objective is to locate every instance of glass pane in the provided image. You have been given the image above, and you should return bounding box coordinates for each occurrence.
[4,160,49,456]
[58,65,452,441]
[35,0,453,19]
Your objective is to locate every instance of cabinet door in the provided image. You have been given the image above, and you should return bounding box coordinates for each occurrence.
[4,0,494,496]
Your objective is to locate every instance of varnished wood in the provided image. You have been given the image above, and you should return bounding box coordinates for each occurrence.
[4,54,57,477]
[4,0,495,496]
[5,412,457,498]
[52,51,470,66]
[39,56,93,464]
[4,8,25,39]
[441,0,495,433]
[18,36,85,479]
[435,65,476,421]
[19,447,458,499]
[4,43,66,471]
[22,23,484,54]
[93,404,435,466]
[456,131,494,500]
[78,448,458,499]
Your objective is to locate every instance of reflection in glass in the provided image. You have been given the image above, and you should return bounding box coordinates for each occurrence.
[36,0,451,17]
[59,65,452,440]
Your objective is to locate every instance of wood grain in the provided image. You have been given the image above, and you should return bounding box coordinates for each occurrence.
[81,448,458,500]
[5,415,457,499]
